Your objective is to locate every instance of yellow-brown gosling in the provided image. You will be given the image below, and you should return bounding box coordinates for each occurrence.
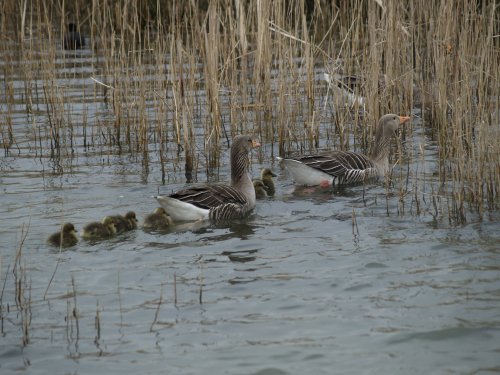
[47,223,78,248]
[253,180,269,199]
[110,211,138,233]
[143,207,173,230]
[81,216,116,240]
[259,168,277,196]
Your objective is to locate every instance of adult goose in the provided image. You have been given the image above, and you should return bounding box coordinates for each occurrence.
[47,223,78,248]
[278,114,410,187]
[156,135,260,221]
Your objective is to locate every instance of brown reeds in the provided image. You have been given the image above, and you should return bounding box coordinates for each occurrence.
[11,222,32,346]
[0,0,498,220]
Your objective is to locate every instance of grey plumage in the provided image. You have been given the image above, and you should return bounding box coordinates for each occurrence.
[156,135,260,221]
[280,114,410,186]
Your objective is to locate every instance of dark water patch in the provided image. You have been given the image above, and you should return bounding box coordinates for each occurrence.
[387,326,498,344]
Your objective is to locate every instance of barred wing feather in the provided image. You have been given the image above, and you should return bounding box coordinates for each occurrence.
[169,184,248,209]
[293,151,377,185]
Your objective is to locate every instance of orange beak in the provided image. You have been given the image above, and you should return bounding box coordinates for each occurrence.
[399,116,411,124]
[252,139,261,148]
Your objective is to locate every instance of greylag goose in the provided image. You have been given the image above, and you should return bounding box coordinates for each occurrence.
[47,223,78,247]
[81,216,116,240]
[253,180,269,199]
[110,211,138,233]
[63,23,85,50]
[156,135,260,221]
[143,207,173,230]
[278,114,410,187]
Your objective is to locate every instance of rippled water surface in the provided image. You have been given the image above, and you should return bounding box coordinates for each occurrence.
[1,51,500,375]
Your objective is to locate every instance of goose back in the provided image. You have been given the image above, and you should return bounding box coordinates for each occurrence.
[292,151,378,185]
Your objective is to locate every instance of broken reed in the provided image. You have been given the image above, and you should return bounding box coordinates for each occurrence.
[0,0,498,216]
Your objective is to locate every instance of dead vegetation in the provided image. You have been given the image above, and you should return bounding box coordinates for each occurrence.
[0,0,498,221]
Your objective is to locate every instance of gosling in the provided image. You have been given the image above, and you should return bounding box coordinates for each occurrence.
[253,168,277,197]
[143,207,173,231]
[253,180,269,199]
[110,211,138,233]
[47,223,78,248]
[81,216,116,240]
[261,168,277,196]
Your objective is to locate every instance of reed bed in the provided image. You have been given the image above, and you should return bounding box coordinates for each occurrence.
[0,0,499,220]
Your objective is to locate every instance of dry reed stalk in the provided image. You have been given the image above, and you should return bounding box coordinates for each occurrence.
[253,0,272,138]
[173,272,177,307]
[71,275,80,341]
[351,206,359,239]
[233,0,250,136]
[198,258,204,305]
[0,263,9,336]
[12,223,31,346]
[94,300,101,344]
[150,281,164,332]
[203,0,222,169]
[1,82,15,155]
[0,0,498,218]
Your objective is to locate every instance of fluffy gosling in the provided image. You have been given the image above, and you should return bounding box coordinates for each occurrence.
[81,216,116,240]
[47,223,78,248]
[253,180,269,199]
[110,211,138,233]
[143,207,173,231]
[260,168,277,196]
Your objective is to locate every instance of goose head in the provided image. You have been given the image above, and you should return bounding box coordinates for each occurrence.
[380,114,411,138]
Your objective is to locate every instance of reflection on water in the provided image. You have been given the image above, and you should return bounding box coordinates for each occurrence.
[1,59,499,375]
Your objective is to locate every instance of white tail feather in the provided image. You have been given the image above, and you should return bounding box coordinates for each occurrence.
[278,158,333,186]
[155,196,209,221]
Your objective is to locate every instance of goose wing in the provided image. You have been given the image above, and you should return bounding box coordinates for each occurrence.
[293,151,375,183]
[169,184,248,210]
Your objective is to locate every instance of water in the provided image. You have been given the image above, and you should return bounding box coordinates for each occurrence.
[1,51,500,375]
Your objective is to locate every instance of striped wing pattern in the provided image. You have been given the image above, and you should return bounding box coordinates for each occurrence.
[294,151,377,185]
[169,184,250,220]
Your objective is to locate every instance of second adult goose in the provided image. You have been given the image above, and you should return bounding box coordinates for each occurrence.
[156,135,260,221]
[278,114,410,187]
